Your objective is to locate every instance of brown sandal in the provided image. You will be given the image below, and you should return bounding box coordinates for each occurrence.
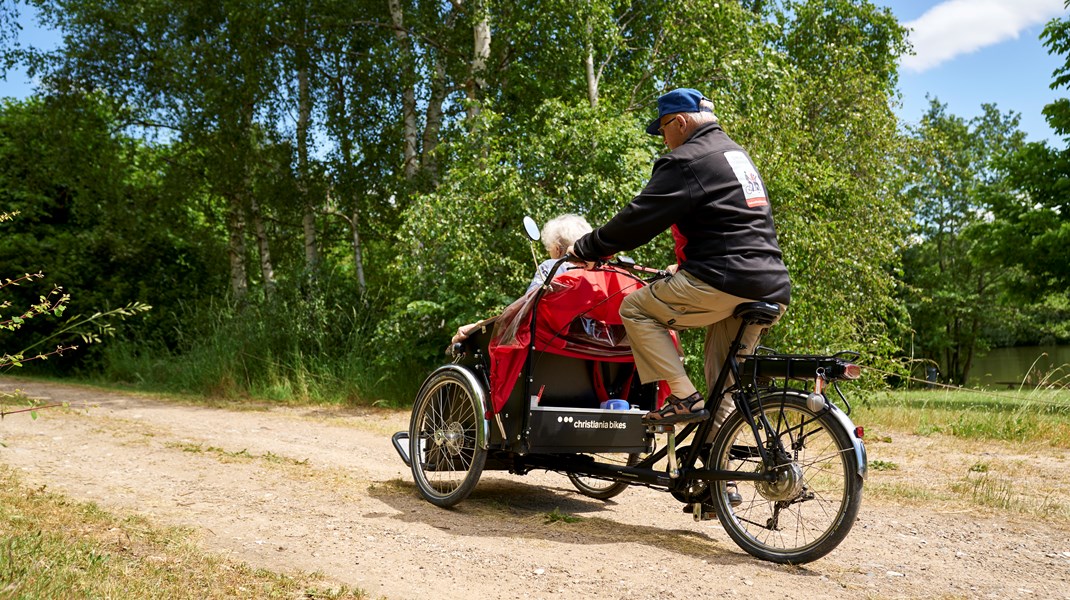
[642,392,709,425]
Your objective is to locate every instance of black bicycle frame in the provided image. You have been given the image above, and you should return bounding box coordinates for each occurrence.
[630,310,784,488]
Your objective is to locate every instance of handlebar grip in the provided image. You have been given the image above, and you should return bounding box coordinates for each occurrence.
[564,253,601,267]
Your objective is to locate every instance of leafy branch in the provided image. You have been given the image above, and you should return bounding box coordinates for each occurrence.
[1,274,74,366]
[1,210,152,417]
[18,301,153,357]
[0,388,64,422]
[0,293,151,418]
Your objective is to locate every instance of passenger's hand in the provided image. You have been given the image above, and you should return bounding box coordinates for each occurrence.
[451,322,478,344]
[665,264,679,275]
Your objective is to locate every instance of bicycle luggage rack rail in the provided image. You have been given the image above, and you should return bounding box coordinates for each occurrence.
[738,349,862,414]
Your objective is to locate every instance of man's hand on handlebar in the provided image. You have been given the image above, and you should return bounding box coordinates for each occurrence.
[564,245,597,270]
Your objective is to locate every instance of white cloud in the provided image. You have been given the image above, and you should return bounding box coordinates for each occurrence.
[901,0,1067,73]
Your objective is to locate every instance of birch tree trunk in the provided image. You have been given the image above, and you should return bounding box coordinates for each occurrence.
[388,0,419,179]
[584,16,599,108]
[466,0,491,121]
[249,194,276,297]
[226,195,249,301]
[421,55,448,184]
[298,61,319,272]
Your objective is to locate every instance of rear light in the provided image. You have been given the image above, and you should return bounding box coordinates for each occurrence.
[843,363,862,379]
[855,426,864,439]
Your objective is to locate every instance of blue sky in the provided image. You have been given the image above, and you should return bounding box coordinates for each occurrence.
[2,1,1068,144]
[884,0,1067,144]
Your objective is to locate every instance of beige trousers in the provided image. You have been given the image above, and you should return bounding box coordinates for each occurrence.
[620,270,782,426]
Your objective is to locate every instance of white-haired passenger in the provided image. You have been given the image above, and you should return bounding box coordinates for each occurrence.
[526,213,593,293]
[451,214,592,344]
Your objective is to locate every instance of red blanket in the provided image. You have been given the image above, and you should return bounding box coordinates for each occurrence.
[487,266,673,415]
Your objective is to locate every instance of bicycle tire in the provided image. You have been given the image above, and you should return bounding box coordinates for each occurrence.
[567,453,639,500]
[409,370,488,507]
[709,389,863,564]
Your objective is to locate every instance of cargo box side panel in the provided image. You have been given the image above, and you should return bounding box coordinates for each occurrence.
[526,407,650,454]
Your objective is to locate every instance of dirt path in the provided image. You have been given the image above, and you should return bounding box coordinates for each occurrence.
[2,379,1069,599]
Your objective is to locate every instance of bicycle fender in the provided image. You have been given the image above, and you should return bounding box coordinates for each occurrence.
[417,364,491,451]
[827,403,868,480]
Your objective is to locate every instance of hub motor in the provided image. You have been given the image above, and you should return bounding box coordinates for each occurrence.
[756,462,805,502]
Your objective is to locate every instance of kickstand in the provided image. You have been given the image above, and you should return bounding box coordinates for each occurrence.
[647,423,678,478]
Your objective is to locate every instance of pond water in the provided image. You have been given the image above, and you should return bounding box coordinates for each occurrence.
[968,345,1070,388]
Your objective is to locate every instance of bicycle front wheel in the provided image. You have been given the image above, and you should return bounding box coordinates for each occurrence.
[409,370,487,507]
[710,390,863,564]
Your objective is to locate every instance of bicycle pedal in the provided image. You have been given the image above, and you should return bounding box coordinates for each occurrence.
[690,503,715,521]
[645,423,674,434]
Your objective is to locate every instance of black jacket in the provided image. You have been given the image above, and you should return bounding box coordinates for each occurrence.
[573,122,791,305]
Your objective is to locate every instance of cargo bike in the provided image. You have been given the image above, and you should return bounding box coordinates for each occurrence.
[392,233,867,564]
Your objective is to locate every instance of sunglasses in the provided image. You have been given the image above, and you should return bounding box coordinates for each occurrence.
[657,115,679,135]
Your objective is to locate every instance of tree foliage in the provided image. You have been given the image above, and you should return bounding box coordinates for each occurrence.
[899,101,1027,385]
[986,7,1070,345]
[0,0,973,402]
[760,0,910,364]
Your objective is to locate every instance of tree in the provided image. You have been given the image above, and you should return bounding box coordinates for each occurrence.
[382,100,655,369]
[900,100,1026,385]
[0,94,213,357]
[31,0,290,300]
[756,0,911,364]
[985,6,1070,347]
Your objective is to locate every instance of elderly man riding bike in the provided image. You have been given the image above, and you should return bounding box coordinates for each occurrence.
[568,88,790,429]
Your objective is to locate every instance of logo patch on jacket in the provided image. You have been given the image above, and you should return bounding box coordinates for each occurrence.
[724,151,768,208]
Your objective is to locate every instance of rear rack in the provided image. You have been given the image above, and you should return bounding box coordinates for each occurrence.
[738,350,861,382]
[737,349,862,415]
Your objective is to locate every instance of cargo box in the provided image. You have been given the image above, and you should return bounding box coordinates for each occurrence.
[525,406,651,454]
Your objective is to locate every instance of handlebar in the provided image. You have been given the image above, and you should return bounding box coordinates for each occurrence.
[562,253,671,281]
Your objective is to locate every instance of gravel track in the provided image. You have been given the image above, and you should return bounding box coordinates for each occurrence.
[2,379,1069,599]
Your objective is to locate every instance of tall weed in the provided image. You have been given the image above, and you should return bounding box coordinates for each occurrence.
[94,276,427,407]
[855,387,1070,447]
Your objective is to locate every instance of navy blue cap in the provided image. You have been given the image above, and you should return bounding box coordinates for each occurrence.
[645,88,714,135]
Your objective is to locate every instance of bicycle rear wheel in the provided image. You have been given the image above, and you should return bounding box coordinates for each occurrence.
[567,453,639,500]
[710,390,863,564]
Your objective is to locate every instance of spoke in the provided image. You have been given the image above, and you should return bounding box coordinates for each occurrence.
[790,502,809,547]
[430,387,445,428]
[449,383,464,423]
[719,402,854,555]
[802,455,842,473]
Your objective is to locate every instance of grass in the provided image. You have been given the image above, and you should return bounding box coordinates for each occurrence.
[0,466,364,600]
[868,459,899,471]
[852,387,1070,447]
[950,473,1069,520]
[165,441,311,466]
[851,387,1070,522]
[544,507,582,524]
[86,290,424,409]
[863,481,942,503]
